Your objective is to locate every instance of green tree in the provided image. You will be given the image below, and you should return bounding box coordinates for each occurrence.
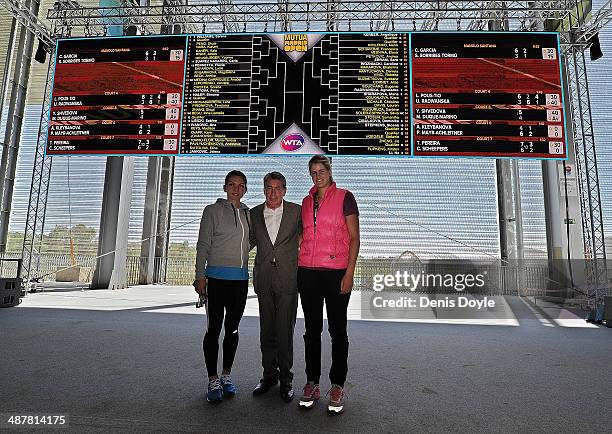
[168,240,196,259]
[5,231,24,254]
[41,224,98,256]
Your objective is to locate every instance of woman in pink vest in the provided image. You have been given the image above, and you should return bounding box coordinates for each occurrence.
[297,155,360,414]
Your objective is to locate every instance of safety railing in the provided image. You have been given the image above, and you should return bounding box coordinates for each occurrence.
[9,253,612,298]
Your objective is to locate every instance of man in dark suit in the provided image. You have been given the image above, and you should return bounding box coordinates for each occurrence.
[250,172,302,402]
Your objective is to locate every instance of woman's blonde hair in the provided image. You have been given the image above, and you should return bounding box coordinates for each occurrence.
[308,155,333,182]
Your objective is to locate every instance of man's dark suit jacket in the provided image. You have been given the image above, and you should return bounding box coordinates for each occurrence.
[250,200,302,292]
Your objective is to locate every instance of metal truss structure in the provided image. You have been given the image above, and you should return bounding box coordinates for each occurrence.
[0,0,608,44]
[575,0,612,44]
[553,1,610,309]
[20,47,53,291]
[566,43,609,308]
[0,0,607,49]
[0,0,53,48]
[42,1,570,34]
[1,0,610,305]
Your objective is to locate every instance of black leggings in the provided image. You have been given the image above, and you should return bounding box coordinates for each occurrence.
[298,267,351,387]
[202,277,248,377]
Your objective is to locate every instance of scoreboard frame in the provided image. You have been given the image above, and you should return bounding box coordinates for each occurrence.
[46,31,568,160]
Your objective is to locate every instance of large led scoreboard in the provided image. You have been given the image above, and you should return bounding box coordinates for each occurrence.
[47,32,567,159]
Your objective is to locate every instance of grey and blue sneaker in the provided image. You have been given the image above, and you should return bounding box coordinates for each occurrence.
[207,377,223,402]
[220,374,237,396]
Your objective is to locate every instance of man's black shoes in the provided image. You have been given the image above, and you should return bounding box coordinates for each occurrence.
[253,379,293,402]
[253,379,277,395]
[280,384,294,402]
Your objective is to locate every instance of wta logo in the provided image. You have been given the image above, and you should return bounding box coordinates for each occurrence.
[281,134,305,151]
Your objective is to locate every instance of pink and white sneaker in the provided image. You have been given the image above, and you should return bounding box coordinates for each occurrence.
[327,384,345,414]
[298,382,320,409]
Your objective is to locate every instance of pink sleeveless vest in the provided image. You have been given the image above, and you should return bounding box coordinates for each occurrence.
[299,182,351,269]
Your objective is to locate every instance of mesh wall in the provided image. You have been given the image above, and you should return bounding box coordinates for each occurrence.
[1,5,612,263]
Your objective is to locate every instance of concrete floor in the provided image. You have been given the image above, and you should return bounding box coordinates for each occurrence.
[1,285,610,433]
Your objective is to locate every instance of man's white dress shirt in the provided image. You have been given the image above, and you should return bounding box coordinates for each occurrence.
[263,201,283,245]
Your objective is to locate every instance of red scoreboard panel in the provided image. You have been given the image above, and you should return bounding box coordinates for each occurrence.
[47,36,186,155]
[412,32,566,158]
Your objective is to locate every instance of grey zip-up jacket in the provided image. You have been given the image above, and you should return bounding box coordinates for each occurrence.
[195,198,251,279]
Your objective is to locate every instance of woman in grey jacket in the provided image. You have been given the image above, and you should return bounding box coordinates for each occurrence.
[195,170,251,403]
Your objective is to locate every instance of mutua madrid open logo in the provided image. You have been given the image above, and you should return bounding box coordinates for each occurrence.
[281,134,305,151]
